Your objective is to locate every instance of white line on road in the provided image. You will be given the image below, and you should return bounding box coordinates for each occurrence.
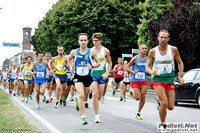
[1,87,62,133]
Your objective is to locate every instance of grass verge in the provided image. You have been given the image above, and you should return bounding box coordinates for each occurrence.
[0,88,39,133]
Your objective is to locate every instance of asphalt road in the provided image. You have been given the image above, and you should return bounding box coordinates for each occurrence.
[2,87,200,133]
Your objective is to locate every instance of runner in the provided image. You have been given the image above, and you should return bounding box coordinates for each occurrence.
[20,56,33,102]
[8,63,17,96]
[112,57,124,101]
[122,60,131,101]
[66,64,75,102]
[90,33,112,123]
[44,52,54,103]
[146,30,184,128]
[30,53,50,109]
[67,33,100,125]
[16,57,27,97]
[2,68,8,89]
[125,45,148,119]
[50,45,68,107]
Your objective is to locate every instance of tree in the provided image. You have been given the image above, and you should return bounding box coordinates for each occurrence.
[31,0,143,64]
[148,1,200,71]
[2,59,10,70]
[136,0,173,47]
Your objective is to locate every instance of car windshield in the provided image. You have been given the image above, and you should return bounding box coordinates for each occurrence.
[183,70,198,81]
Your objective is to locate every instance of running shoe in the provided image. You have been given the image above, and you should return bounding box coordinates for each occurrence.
[29,95,33,100]
[13,93,16,96]
[85,102,88,108]
[17,92,20,96]
[120,96,123,101]
[70,96,74,101]
[81,117,88,125]
[89,92,92,99]
[63,97,66,106]
[54,102,59,108]
[48,98,52,103]
[123,97,126,102]
[25,97,29,103]
[135,113,143,120]
[94,115,100,123]
[75,96,79,111]
[60,99,63,106]
[129,89,133,97]
[43,96,46,102]
[36,104,40,109]
[112,91,115,96]
[21,98,25,102]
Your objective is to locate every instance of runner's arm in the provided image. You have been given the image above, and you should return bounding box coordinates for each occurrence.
[173,46,184,85]
[30,63,36,75]
[146,49,157,75]
[105,48,112,76]
[125,56,137,74]
[50,57,56,72]
[112,65,118,73]
[67,50,76,72]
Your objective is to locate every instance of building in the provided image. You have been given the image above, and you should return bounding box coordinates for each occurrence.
[10,27,36,66]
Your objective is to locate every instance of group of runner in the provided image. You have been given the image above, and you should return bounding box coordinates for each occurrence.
[0,30,184,128]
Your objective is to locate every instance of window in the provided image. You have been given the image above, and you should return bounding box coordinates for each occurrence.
[194,71,200,80]
[183,70,197,81]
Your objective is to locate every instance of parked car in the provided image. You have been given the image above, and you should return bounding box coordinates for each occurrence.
[175,68,200,107]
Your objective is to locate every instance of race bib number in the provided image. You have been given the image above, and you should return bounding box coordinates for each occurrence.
[157,64,172,74]
[117,70,123,75]
[36,72,44,77]
[25,70,31,75]
[135,72,145,79]
[57,64,65,71]
[77,67,89,76]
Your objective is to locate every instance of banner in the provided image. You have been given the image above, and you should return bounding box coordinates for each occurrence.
[2,42,21,48]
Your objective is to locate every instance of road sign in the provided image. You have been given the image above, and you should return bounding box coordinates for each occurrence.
[2,42,21,48]
[132,49,139,54]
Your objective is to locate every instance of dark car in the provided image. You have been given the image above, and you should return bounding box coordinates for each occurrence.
[175,68,200,107]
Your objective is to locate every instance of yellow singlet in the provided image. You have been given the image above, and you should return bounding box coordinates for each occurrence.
[24,64,33,80]
[55,56,66,75]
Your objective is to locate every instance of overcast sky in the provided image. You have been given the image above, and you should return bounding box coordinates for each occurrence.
[0,0,58,69]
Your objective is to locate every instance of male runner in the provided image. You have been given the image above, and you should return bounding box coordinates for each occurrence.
[16,58,26,98]
[20,56,33,102]
[90,33,112,123]
[50,45,68,107]
[146,30,184,128]
[0,70,2,86]
[126,45,148,119]
[67,33,100,125]
[44,52,54,103]
[122,60,131,101]
[30,53,50,109]
[8,63,17,96]
[112,57,124,101]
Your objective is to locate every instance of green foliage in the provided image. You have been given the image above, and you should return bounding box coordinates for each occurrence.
[2,59,10,70]
[136,0,173,48]
[31,0,143,64]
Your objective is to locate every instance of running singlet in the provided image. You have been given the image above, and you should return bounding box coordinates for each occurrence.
[11,68,17,79]
[3,72,7,80]
[24,64,33,80]
[18,64,24,80]
[74,48,92,76]
[152,45,175,83]
[91,46,107,77]
[55,56,66,75]
[115,64,124,78]
[35,61,46,80]
[131,54,148,82]
[123,71,130,82]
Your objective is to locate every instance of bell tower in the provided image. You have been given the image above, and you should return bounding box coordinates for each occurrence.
[22,27,32,51]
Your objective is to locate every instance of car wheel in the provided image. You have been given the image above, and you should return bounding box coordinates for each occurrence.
[198,93,200,107]
[175,101,178,106]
